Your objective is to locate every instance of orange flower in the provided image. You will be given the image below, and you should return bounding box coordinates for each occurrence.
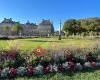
[33,46,45,56]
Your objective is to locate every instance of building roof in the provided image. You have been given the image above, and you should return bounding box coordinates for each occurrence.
[1,18,15,24]
[26,21,37,26]
[39,19,52,25]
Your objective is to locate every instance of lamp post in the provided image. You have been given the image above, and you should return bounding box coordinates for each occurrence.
[58,20,61,40]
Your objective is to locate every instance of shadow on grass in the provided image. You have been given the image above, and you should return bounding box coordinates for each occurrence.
[26,40,60,43]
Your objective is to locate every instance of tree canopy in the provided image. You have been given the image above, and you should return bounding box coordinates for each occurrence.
[11,23,23,35]
[63,17,100,35]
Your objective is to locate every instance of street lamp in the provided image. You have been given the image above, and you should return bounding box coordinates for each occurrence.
[58,20,61,40]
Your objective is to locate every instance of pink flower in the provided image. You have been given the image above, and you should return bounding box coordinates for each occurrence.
[26,66,33,76]
[9,68,17,77]
[65,49,75,62]
[8,50,18,60]
[68,62,75,71]
[66,54,75,62]
[43,66,51,74]
[91,62,97,69]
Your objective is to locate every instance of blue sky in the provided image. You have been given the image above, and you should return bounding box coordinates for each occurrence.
[0,0,100,30]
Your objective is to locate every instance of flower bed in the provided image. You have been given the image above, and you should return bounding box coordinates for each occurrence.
[0,47,100,79]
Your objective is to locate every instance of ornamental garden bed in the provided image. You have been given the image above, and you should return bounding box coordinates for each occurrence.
[0,46,100,79]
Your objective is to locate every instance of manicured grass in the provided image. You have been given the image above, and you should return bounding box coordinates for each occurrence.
[0,38,98,51]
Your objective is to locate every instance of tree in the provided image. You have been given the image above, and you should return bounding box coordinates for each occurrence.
[63,17,100,36]
[94,26,100,35]
[63,19,81,35]
[11,23,23,36]
[2,26,10,37]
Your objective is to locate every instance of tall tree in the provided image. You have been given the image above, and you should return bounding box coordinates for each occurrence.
[11,23,23,36]
[63,17,100,36]
[63,19,81,35]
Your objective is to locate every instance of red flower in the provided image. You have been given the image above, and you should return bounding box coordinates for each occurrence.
[91,62,97,69]
[8,50,18,60]
[9,68,17,77]
[44,66,51,74]
[27,66,33,76]
[33,46,45,56]
[66,52,75,62]
[68,62,75,71]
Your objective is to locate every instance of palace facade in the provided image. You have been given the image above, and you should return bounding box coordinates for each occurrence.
[0,18,54,37]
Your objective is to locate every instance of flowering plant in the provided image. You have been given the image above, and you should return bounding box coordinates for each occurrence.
[52,64,58,72]
[17,67,27,76]
[65,50,75,62]
[68,62,75,71]
[26,66,33,76]
[34,64,43,75]
[9,68,17,77]
[1,48,100,78]
[84,62,92,70]
[43,65,51,74]
[33,46,45,57]
[86,52,96,62]
[7,50,18,60]
[1,68,9,78]
[62,62,69,70]
[75,63,83,71]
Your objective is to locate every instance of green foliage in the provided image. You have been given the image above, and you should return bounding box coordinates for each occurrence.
[3,60,15,68]
[15,54,26,67]
[63,19,81,35]
[63,17,100,36]
[3,26,10,32]
[2,26,10,36]
[11,23,23,35]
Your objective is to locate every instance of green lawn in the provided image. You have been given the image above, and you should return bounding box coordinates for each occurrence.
[0,38,98,51]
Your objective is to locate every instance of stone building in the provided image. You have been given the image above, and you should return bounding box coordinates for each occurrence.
[0,18,16,36]
[0,18,54,37]
[38,19,54,36]
[22,21,38,36]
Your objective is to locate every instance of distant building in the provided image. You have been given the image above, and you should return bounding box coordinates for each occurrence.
[38,19,54,36]
[0,18,16,36]
[23,21,38,36]
[54,31,65,36]
[0,18,54,37]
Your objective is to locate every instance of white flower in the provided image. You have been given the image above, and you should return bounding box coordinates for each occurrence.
[62,62,69,70]
[1,68,9,78]
[96,62,100,67]
[17,67,27,76]
[52,64,58,72]
[84,62,92,68]
[34,64,43,75]
[75,63,83,71]
[49,64,53,72]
